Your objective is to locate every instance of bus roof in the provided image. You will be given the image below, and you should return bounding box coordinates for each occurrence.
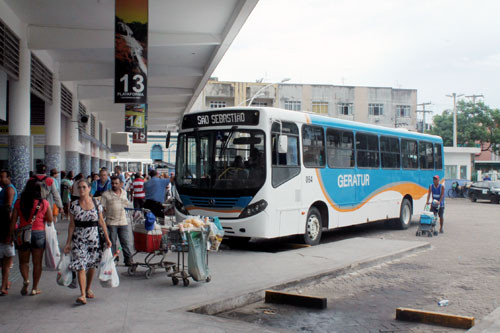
[186,107,443,143]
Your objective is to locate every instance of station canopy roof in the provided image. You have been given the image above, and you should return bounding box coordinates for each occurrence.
[5,0,258,131]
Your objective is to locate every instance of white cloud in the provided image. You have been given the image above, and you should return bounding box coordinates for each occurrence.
[213,0,500,111]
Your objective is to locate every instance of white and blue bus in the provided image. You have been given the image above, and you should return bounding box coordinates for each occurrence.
[174,107,444,244]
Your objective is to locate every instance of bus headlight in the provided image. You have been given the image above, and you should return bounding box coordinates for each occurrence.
[175,199,189,215]
[239,200,268,218]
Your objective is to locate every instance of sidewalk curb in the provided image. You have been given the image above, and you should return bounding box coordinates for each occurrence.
[186,241,431,316]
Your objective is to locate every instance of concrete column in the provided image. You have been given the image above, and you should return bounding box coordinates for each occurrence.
[91,156,99,174]
[8,39,31,190]
[45,63,61,179]
[66,84,80,175]
[80,154,91,178]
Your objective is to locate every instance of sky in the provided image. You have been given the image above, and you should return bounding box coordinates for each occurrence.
[213,0,500,119]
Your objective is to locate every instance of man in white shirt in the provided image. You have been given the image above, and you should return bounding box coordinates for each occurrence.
[101,176,134,266]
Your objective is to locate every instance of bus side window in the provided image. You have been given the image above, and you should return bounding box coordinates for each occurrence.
[302,125,325,168]
[326,128,354,168]
[380,136,400,169]
[434,144,443,170]
[402,139,418,169]
[356,132,379,168]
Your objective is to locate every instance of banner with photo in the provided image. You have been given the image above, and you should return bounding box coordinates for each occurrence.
[125,104,147,143]
[115,0,148,104]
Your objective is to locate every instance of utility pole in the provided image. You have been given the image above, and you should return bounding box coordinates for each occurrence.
[446,93,464,147]
[465,94,484,105]
[416,102,432,133]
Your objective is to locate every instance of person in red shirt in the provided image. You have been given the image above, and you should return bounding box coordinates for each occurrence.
[11,178,53,296]
[132,172,146,209]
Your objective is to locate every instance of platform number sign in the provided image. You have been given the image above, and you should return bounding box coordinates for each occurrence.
[114,0,148,104]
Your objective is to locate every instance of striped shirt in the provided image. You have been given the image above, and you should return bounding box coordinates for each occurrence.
[133,178,145,199]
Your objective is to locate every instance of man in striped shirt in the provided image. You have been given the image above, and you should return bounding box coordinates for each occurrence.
[132,173,145,209]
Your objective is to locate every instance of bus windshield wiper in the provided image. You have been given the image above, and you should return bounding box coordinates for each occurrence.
[219,125,238,159]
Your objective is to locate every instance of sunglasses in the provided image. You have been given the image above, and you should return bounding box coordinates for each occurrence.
[77,186,88,189]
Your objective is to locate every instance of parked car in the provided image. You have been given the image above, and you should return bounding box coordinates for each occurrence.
[469,181,500,203]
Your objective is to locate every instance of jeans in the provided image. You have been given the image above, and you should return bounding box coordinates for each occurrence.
[107,225,133,263]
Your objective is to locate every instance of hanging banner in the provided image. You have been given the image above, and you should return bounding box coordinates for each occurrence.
[125,104,147,143]
[115,0,148,104]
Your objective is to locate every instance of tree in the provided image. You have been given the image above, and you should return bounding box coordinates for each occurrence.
[429,101,500,154]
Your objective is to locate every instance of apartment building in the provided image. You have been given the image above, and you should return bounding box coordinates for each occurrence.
[192,80,418,130]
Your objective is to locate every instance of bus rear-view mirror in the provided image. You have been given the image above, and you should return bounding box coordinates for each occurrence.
[278,135,288,153]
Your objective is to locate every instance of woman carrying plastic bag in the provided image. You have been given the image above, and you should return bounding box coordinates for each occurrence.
[45,222,61,269]
[56,254,72,286]
[98,248,119,288]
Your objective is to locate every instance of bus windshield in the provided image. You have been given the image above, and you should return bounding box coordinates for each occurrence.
[176,129,266,194]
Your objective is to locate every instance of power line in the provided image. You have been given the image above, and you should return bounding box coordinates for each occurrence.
[416,102,432,133]
[465,94,484,105]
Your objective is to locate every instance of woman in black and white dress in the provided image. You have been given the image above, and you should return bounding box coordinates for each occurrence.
[63,179,111,305]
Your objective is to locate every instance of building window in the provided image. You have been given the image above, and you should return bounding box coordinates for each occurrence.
[151,144,163,161]
[368,103,384,116]
[445,165,457,179]
[337,103,353,116]
[251,101,268,107]
[209,100,226,108]
[312,101,328,114]
[460,165,467,179]
[397,105,410,117]
[284,100,301,111]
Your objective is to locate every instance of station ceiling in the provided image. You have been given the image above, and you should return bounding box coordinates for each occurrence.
[5,0,258,131]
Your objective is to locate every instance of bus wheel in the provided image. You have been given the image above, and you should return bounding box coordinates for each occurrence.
[397,199,412,230]
[303,207,322,245]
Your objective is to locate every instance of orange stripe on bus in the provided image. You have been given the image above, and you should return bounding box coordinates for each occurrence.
[314,169,428,212]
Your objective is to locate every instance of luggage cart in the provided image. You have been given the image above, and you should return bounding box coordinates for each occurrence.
[125,208,175,279]
[416,205,439,237]
[166,226,211,287]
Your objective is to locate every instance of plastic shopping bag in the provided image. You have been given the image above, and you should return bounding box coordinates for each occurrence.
[187,231,210,281]
[56,254,72,287]
[45,223,61,270]
[98,248,119,288]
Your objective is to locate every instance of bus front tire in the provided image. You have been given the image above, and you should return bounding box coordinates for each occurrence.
[397,199,412,230]
[303,207,322,245]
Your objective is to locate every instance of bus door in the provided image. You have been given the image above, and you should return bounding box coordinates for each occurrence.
[272,122,302,236]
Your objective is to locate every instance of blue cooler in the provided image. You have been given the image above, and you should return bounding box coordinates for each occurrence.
[420,212,435,225]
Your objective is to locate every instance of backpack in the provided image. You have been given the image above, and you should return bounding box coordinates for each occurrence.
[39,176,51,200]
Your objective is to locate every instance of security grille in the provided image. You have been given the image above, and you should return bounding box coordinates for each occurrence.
[31,54,53,103]
[91,114,96,138]
[78,102,87,133]
[61,84,72,118]
[0,18,20,79]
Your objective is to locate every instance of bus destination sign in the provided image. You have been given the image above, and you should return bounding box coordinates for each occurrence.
[182,110,259,129]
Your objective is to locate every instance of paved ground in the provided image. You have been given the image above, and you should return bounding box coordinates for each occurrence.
[219,198,500,332]
[0,210,429,332]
